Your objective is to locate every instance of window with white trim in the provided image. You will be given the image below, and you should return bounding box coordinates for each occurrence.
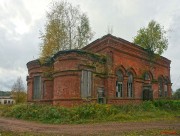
[116,70,123,97]
[127,72,133,98]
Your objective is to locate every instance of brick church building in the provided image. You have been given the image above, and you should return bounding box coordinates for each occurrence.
[27,34,172,107]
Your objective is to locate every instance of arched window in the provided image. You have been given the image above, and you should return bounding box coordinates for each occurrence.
[164,78,168,97]
[158,77,163,97]
[127,72,133,98]
[116,70,123,97]
[144,72,150,80]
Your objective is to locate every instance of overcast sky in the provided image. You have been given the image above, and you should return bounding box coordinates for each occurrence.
[0,0,180,91]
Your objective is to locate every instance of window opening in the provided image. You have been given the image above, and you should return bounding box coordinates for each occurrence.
[33,76,42,99]
[127,72,133,98]
[158,77,163,97]
[81,70,92,98]
[116,70,123,97]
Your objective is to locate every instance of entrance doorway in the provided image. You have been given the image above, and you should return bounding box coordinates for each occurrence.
[97,87,106,104]
[143,85,153,101]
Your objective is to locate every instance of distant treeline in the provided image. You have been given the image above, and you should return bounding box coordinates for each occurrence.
[0,91,11,96]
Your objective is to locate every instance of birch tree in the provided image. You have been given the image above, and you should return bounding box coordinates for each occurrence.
[40,1,93,63]
[11,77,27,103]
[133,20,168,56]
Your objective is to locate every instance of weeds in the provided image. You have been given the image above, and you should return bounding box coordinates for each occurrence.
[0,100,179,124]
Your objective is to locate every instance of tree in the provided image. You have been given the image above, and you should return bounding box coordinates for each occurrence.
[133,20,168,57]
[11,77,27,104]
[173,88,180,99]
[40,1,93,62]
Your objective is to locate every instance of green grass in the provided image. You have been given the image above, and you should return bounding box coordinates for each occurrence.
[0,100,179,124]
[0,129,179,136]
[121,129,180,136]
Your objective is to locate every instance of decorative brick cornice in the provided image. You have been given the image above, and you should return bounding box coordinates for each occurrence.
[53,49,106,64]
[26,59,40,69]
[53,70,81,77]
[83,34,171,65]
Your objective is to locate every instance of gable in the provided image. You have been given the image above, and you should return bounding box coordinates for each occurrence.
[83,34,171,68]
[83,34,145,53]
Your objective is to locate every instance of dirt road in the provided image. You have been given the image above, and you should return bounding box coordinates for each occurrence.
[0,117,179,135]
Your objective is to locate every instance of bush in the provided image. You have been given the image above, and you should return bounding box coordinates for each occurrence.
[72,103,118,120]
[0,100,179,124]
[0,105,11,116]
[153,99,180,111]
[173,89,180,99]
[1,104,71,123]
[141,101,156,111]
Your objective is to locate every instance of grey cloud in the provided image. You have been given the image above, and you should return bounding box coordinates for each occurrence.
[73,0,180,91]
[0,79,14,91]
[164,12,180,91]
[0,18,44,68]
[0,0,45,90]
[1,0,180,91]
[0,19,44,90]
[0,0,32,35]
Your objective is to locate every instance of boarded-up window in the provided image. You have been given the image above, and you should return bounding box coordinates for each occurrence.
[33,76,41,99]
[81,70,92,98]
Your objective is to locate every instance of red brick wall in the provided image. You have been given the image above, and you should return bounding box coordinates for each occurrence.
[53,99,97,107]
[27,78,33,101]
[42,79,53,100]
[27,62,42,101]
[134,80,143,99]
[152,82,159,99]
[107,98,142,105]
[84,36,171,100]
[54,58,79,71]
[27,35,172,107]
[93,75,105,97]
[53,74,81,99]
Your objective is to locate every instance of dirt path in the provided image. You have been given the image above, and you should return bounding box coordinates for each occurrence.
[0,117,179,135]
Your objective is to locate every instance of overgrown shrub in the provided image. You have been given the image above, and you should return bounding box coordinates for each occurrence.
[72,103,118,120]
[153,100,180,111]
[141,101,157,111]
[0,100,179,124]
[0,104,69,123]
[0,105,12,116]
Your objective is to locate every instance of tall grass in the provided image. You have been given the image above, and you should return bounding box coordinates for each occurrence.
[0,100,179,124]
